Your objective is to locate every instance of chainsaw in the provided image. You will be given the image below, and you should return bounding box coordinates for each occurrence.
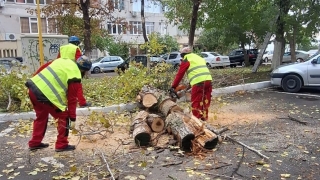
[169,84,191,99]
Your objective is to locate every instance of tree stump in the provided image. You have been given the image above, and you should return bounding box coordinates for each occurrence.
[166,112,195,151]
[146,114,165,132]
[131,111,151,146]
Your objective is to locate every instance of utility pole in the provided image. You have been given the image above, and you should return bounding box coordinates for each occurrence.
[36,0,44,66]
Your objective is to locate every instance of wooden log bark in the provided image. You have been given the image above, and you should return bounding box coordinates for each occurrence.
[166,112,195,151]
[174,112,219,150]
[131,111,151,146]
[159,99,183,116]
[146,114,165,132]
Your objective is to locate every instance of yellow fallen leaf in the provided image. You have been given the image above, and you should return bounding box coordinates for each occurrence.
[256,167,262,171]
[71,176,81,180]
[280,174,290,178]
[128,165,134,168]
[267,169,272,172]
[194,161,200,165]
[138,175,146,179]
[263,164,270,168]
[6,163,13,167]
[28,171,38,175]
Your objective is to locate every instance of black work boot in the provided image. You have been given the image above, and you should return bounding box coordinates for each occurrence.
[29,143,49,151]
[55,145,76,152]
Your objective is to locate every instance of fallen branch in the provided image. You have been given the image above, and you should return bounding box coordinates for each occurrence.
[226,136,269,160]
[287,115,307,125]
[6,93,11,111]
[178,163,232,171]
[100,151,115,180]
[161,160,183,167]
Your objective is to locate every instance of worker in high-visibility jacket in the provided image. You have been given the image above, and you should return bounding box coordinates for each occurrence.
[25,56,92,152]
[57,36,82,61]
[55,35,90,107]
[171,47,213,121]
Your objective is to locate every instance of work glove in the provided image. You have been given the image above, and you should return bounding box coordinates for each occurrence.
[68,118,76,130]
[80,102,92,108]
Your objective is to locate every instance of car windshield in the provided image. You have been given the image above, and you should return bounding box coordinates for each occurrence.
[210,52,220,56]
[92,57,103,63]
[306,52,320,61]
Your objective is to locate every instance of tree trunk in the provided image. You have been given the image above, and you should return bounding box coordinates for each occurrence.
[141,0,150,71]
[241,42,249,67]
[188,0,201,49]
[131,111,151,146]
[290,27,297,63]
[272,0,291,70]
[166,112,195,151]
[80,0,92,57]
[146,114,165,132]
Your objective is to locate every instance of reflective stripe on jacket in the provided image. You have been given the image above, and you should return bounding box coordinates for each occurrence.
[59,43,80,61]
[184,53,212,86]
[30,58,81,111]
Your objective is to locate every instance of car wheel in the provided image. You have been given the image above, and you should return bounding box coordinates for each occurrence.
[281,74,302,93]
[296,58,304,63]
[241,61,245,67]
[93,67,100,73]
[264,57,268,63]
[206,63,212,68]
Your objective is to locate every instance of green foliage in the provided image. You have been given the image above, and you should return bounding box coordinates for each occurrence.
[158,34,180,53]
[83,62,175,107]
[103,36,130,60]
[140,32,166,55]
[0,65,32,112]
[197,29,239,54]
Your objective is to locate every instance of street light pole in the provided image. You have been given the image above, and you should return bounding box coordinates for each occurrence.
[36,0,44,66]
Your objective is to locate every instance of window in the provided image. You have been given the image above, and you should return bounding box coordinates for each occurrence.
[20,17,57,34]
[159,22,167,35]
[109,0,124,10]
[145,22,154,35]
[169,54,178,59]
[6,0,45,4]
[130,21,142,35]
[201,53,208,58]
[107,22,125,35]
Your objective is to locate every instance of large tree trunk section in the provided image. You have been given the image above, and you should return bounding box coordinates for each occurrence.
[179,112,218,149]
[136,92,157,108]
[166,112,195,151]
[131,111,151,146]
[146,114,165,132]
[159,99,183,116]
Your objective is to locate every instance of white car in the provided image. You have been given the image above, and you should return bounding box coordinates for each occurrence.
[201,52,230,68]
[90,56,124,73]
[282,50,309,63]
[308,49,318,56]
[270,52,320,92]
[263,50,273,62]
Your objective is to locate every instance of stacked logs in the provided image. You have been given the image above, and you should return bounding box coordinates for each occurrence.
[131,85,219,151]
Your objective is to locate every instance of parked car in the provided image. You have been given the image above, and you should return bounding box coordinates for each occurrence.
[282,50,309,63]
[228,49,258,67]
[117,55,162,72]
[308,49,318,57]
[90,56,124,73]
[162,52,182,69]
[0,58,21,74]
[270,52,320,92]
[200,52,230,68]
[263,50,273,62]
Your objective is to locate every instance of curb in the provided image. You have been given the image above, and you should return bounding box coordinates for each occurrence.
[0,81,271,122]
[0,103,138,123]
[212,81,271,96]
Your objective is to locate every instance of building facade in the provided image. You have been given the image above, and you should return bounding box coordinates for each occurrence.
[0,0,198,58]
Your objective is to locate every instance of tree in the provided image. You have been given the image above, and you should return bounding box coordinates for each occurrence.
[27,0,116,57]
[158,34,179,53]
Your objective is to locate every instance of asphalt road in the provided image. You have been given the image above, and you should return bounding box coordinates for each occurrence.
[1,87,320,179]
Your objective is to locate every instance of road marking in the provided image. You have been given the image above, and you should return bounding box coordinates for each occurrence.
[268,90,320,98]
[41,157,65,168]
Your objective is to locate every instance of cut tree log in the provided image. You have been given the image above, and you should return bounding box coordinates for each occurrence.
[131,111,152,146]
[146,114,165,132]
[166,112,195,151]
[159,99,183,116]
[175,112,218,150]
[136,92,158,108]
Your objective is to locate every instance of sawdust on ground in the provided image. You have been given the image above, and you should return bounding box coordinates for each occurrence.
[45,98,277,152]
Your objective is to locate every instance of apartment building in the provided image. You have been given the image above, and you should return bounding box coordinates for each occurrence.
[0,0,197,58]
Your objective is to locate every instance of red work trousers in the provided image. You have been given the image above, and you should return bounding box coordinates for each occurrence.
[191,80,212,121]
[28,90,70,149]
